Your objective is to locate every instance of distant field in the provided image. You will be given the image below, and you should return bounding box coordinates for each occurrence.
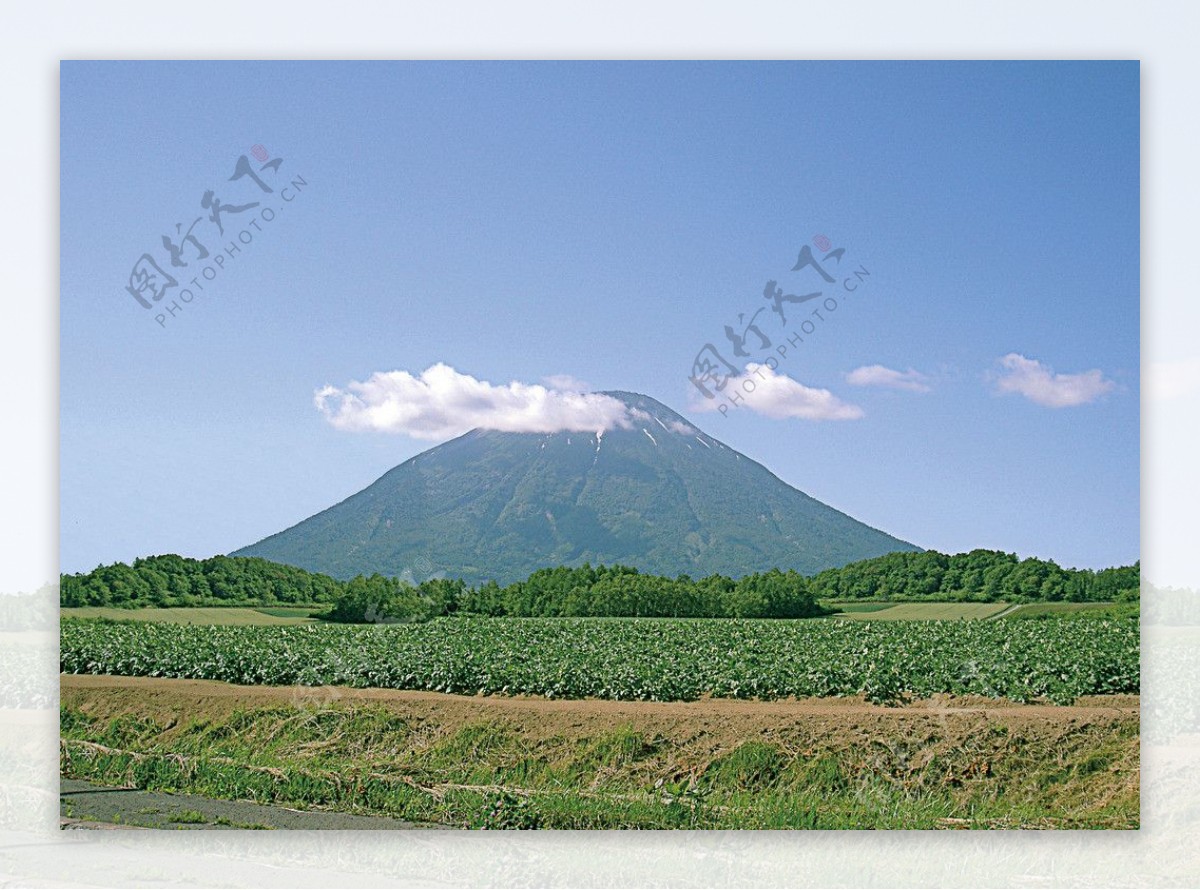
[253,606,326,618]
[999,602,1125,619]
[825,602,1010,621]
[825,602,894,614]
[62,602,1077,624]
[59,607,322,626]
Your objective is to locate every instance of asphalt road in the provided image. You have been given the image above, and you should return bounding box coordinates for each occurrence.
[60,779,447,830]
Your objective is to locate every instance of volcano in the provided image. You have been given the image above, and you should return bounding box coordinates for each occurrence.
[233,391,918,584]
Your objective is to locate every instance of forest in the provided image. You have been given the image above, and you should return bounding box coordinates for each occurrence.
[807,549,1140,603]
[59,549,1140,623]
[58,555,342,609]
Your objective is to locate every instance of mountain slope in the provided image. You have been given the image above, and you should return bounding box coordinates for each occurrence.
[233,391,919,584]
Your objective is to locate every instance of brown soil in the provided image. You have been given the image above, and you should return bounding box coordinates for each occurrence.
[60,674,1138,751]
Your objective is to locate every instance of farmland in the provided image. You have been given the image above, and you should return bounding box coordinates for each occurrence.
[59,606,323,625]
[59,610,1140,829]
[59,601,1058,625]
[823,602,1011,620]
[61,615,1139,705]
[999,602,1133,619]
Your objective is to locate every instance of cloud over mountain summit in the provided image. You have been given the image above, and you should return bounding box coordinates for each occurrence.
[315,363,636,440]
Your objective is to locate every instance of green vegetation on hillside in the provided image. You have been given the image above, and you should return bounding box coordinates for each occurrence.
[233,392,919,585]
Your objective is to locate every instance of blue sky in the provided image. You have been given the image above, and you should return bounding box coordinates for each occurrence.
[60,61,1139,575]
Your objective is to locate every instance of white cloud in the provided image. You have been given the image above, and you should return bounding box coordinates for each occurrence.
[1148,357,1200,402]
[993,353,1116,408]
[845,364,931,393]
[540,374,591,393]
[315,364,634,440]
[692,363,864,421]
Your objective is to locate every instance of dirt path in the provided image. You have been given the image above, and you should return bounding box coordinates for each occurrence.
[60,674,1138,752]
[61,673,1138,716]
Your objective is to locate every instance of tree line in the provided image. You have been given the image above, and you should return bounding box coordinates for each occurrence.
[59,554,342,609]
[808,549,1139,604]
[337,565,826,622]
[60,549,1140,622]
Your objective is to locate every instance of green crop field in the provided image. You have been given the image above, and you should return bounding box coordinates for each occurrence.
[60,615,1139,704]
[1000,602,1128,619]
[248,606,327,619]
[59,607,322,626]
[823,602,895,614]
[826,602,1011,620]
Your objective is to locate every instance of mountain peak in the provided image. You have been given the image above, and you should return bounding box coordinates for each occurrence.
[597,389,664,407]
[234,391,918,584]
[598,390,700,434]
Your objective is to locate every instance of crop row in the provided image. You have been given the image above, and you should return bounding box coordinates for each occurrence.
[59,617,1139,704]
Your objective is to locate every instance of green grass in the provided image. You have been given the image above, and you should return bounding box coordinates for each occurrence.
[59,701,1140,829]
[820,601,1133,622]
[824,602,895,614]
[827,602,1011,621]
[1001,602,1135,620]
[166,809,208,824]
[60,607,321,626]
[253,606,326,618]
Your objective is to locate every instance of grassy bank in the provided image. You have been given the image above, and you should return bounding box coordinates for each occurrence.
[60,677,1139,830]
